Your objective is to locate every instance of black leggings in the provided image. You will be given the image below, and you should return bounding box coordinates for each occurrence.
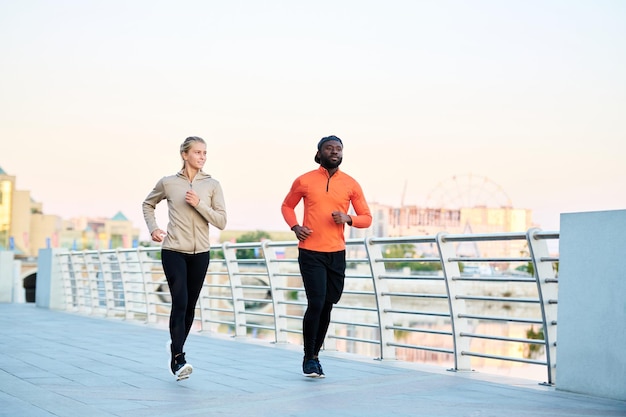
[161,249,210,355]
[298,249,346,360]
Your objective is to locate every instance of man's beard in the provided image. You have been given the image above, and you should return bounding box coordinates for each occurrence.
[320,155,342,170]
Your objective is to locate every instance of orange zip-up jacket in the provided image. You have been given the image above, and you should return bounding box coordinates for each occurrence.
[281,166,372,252]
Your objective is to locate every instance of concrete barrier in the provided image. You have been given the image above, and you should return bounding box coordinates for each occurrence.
[0,251,14,303]
[36,248,67,310]
[557,209,626,401]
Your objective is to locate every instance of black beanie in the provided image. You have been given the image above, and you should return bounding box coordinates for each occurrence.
[315,135,343,163]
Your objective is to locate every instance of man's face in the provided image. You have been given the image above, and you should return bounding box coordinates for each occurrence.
[318,140,343,169]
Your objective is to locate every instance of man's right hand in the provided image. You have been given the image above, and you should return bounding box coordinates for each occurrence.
[292,225,313,241]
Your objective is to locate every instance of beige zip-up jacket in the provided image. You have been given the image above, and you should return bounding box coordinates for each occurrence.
[142,170,227,254]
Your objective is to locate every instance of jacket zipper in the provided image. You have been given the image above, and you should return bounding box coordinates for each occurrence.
[190,181,196,254]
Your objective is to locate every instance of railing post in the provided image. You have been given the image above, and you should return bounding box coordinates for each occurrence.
[72,251,89,313]
[140,248,158,323]
[116,250,137,321]
[222,242,248,338]
[135,248,153,323]
[97,251,115,317]
[436,232,472,372]
[100,251,118,319]
[364,237,396,360]
[66,252,81,311]
[55,252,74,310]
[262,241,289,344]
[527,228,558,385]
[87,251,102,314]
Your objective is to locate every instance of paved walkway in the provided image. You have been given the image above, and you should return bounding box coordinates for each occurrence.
[1,303,624,417]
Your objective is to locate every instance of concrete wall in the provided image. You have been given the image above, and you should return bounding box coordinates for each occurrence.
[0,252,32,303]
[557,209,626,401]
[0,251,14,302]
[13,259,25,303]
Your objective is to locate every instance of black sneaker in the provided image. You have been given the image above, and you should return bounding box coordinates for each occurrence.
[303,358,320,378]
[170,350,193,381]
[314,358,325,378]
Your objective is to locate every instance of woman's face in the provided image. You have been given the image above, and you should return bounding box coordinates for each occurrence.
[184,141,207,170]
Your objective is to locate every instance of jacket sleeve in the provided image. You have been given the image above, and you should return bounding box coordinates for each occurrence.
[142,178,166,234]
[195,180,227,230]
[281,178,303,229]
[349,182,372,229]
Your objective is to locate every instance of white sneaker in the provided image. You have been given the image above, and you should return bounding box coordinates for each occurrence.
[175,362,193,381]
[166,340,193,380]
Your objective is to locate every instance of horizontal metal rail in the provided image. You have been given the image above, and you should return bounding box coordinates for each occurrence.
[53,227,560,386]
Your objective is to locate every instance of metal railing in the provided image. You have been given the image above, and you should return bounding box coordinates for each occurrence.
[54,227,559,385]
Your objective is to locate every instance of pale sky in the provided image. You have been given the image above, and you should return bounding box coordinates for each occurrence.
[1,0,625,240]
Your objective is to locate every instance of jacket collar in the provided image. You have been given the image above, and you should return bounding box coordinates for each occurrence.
[177,169,211,181]
[317,165,341,177]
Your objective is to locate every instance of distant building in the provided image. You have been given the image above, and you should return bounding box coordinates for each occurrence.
[0,166,140,257]
[349,202,535,259]
[0,167,60,257]
[58,212,140,251]
[346,174,536,259]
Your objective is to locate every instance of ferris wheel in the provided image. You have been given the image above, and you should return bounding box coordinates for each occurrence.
[425,174,512,210]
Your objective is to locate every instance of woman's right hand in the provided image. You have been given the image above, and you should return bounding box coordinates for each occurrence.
[151,229,166,242]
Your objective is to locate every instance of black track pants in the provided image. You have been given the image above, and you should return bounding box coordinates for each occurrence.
[298,248,346,359]
[161,249,210,355]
